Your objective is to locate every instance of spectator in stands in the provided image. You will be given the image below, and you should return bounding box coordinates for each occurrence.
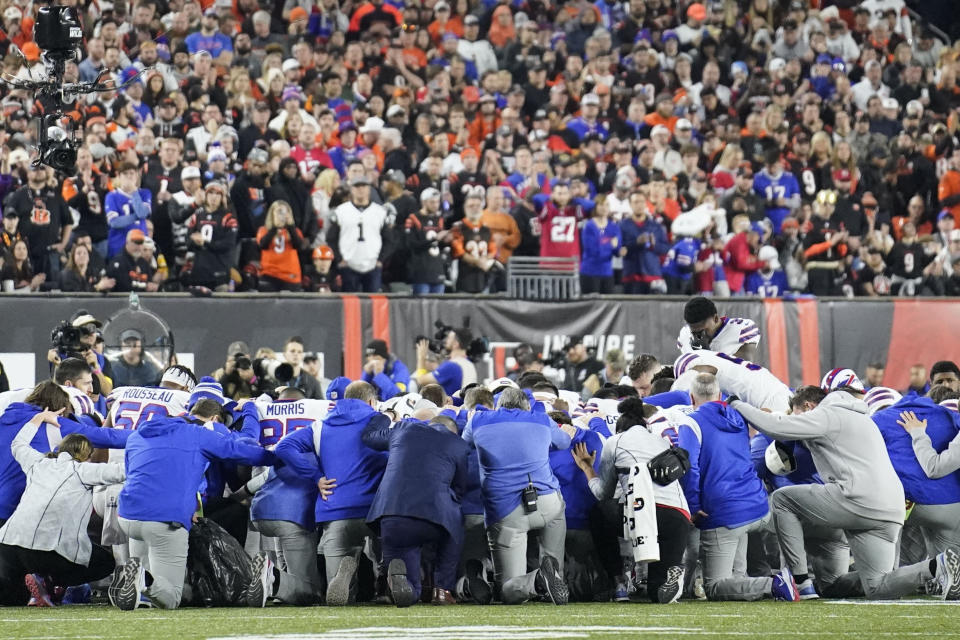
[0,239,43,292]
[327,176,392,293]
[450,193,497,295]
[579,195,622,295]
[105,229,157,293]
[282,336,324,399]
[59,242,115,293]
[404,188,447,295]
[7,165,72,283]
[620,192,668,294]
[184,182,238,292]
[105,162,152,260]
[257,201,306,292]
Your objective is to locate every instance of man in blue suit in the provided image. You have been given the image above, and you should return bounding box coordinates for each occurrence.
[362,414,471,607]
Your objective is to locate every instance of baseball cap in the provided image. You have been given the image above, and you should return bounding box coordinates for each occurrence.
[938,210,954,222]
[127,229,146,243]
[203,7,218,17]
[820,368,865,393]
[758,245,780,270]
[248,147,269,164]
[780,217,799,230]
[181,166,201,181]
[816,53,832,65]
[120,328,145,343]
[651,124,670,137]
[365,339,389,360]
[313,245,335,260]
[420,187,441,202]
[464,15,479,25]
[581,93,600,106]
[687,2,706,20]
[676,118,693,131]
[289,6,308,21]
[71,311,102,329]
[281,58,300,73]
[881,97,899,110]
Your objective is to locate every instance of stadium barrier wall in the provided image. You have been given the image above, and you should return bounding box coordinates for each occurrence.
[1,295,958,391]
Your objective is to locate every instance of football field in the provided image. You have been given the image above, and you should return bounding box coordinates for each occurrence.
[3,600,960,640]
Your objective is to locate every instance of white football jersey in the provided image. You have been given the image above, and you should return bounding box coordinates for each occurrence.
[108,386,191,430]
[674,350,791,413]
[255,395,334,447]
[646,405,702,447]
[677,316,760,355]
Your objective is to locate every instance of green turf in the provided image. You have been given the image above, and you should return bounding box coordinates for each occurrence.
[2,600,960,640]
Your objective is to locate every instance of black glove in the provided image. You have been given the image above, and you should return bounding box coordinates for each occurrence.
[726,395,740,405]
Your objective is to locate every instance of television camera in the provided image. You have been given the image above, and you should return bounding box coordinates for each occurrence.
[1,5,147,174]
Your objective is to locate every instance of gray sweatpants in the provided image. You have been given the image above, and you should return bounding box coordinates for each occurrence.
[254,520,321,605]
[700,514,774,601]
[486,491,565,604]
[771,485,931,599]
[318,518,374,586]
[119,518,191,609]
[910,503,960,555]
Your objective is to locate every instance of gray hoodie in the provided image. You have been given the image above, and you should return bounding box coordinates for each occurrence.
[732,392,905,524]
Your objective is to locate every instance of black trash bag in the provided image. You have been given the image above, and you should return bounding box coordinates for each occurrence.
[186,517,253,606]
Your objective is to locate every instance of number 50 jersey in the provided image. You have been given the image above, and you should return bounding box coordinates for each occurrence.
[255,395,334,448]
[107,386,191,461]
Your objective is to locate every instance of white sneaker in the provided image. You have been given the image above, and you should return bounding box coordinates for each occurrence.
[936,549,960,601]
[115,559,146,611]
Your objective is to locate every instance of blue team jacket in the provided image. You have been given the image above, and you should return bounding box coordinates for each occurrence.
[580,219,622,277]
[686,402,769,530]
[873,397,960,505]
[645,390,692,408]
[274,399,389,525]
[118,416,274,529]
[549,427,602,530]
[0,403,131,520]
[463,408,572,525]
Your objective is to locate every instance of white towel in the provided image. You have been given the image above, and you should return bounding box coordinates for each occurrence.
[623,463,659,564]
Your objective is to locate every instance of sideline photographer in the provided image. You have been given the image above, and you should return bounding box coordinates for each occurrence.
[555,337,603,398]
[414,326,479,397]
[47,312,114,400]
[213,341,259,400]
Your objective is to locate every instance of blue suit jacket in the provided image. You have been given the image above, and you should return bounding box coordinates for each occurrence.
[363,419,470,537]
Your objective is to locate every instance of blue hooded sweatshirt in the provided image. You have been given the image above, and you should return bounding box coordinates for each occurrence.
[549,427,602,530]
[250,454,320,530]
[0,403,131,520]
[873,397,960,505]
[118,416,274,530]
[274,399,389,525]
[687,402,769,530]
[463,408,572,525]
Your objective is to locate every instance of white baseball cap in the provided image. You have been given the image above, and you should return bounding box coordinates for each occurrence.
[758,245,780,270]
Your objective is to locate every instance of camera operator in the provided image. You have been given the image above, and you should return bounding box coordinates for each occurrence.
[561,337,603,399]
[47,312,114,401]
[415,327,478,397]
[213,341,259,400]
[362,339,410,401]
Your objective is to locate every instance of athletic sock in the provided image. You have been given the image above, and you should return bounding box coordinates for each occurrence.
[144,571,154,587]
[272,567,281,597]
[794,573,808,584]
[930,559,938,576]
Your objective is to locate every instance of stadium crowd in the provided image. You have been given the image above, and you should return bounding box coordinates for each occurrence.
[0,298,960,610]
[1,0,960,295]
